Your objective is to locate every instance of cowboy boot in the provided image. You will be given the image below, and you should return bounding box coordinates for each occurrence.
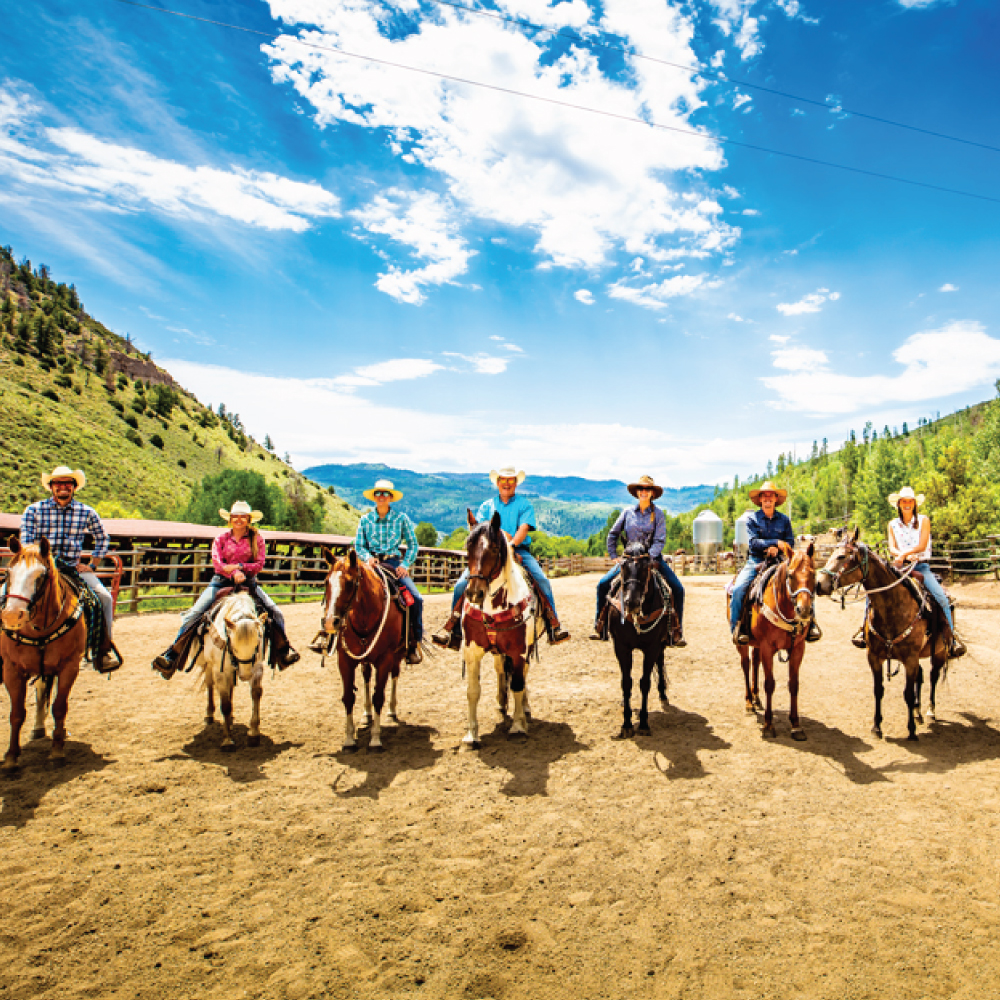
[432,597,464,649]
[672,622,687,648]
[548,618,571,645]
[943,626,966,659]
[151,648,177,679]
[271,627,300,670]
[406,642,424,665]
[806,616,822,643]
[589,605,610,641]
[96,636,121,674]
[308,630,328,654]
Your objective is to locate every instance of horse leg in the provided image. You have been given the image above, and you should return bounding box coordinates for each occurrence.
[340,661,358,752]
[246,674,262,748]
[205,676,216,725]
[868,650,885,739]
[48,666,79,765]
[219,670,236,752]
[360,665,373,729]
[508,659,529,738]
[636,648,655,735]
[761,649,777,739]
[367,661,390,753]
[2,667,27,772]
[463,647,484,748]
[928,655,944,722]
[788,643,806,741]
[913,664,924,726]
[386,670,400,724]
[741,647,754,714]
[752,648,763,711]
[496,654,509,725]
[30,680,50,741]
[904,663,919,742]
[613,642,634,740]
[656,649,669,710]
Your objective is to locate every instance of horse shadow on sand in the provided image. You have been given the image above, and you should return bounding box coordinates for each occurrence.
[0,739,112,828]
[629,705,731,780]
[326,722,444,800]
[880,712,1000,775]
[156,725,301,784]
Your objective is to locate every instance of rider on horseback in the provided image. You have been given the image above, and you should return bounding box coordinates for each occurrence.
[17,466,119,672]
[151,501,300,678]
[589,476,686,646]
[729,481,822,646]
[432,467,570,649]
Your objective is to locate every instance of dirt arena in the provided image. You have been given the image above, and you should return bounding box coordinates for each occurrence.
[2,573,1000,1000]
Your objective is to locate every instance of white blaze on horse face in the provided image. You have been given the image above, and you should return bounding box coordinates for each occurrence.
[1,558,46,625]
[324,570,343,632]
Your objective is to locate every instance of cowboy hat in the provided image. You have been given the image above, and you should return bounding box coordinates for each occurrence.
[749,480,788,506]
[489,467,526,486]
[363,478,404,503]
[627,475,664,500]
[41,466,86,490]
[219,500,264,523]
[887,486,925,507]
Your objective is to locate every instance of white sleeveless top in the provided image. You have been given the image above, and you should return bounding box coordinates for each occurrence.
[889,514,931,561]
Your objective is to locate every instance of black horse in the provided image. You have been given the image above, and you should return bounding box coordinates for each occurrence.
[607,542,675,739]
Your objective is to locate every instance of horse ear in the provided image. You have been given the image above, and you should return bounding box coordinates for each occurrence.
[807,541,815,558]
[322,546,335,567]
[9,536,21,555]
[349,549,358,569]
[852,526,860,543]
[490,511,502,533]
[38,536,50,560]
[467,508,477,528]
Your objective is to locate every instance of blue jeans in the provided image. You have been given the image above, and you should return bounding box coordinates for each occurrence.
[452,547,557,616]
[596,558,685,626]
[913,562,953,629]
[729,556,763,631]
[174,575,284,641]
[379,556,423,640]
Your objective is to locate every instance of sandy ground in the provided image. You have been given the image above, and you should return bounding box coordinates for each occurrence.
[2,573,1000,1000]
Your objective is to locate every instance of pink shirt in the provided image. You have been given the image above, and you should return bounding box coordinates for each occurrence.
[212,530,266,578]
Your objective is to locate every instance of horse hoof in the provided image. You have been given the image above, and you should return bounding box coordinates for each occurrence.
[507,729,527,742]
[367,744,385,754]
[387,714,399,725]
[871,727,883,739]
[30,728,46,742]
[48,754,66,767]
[204,716,215,726]
[745,704,756,715]
[790,729,807,742]
[524,710,532,722]
[612,727,634,741]
[341,744,359,754]
[914,712,924,725]
[927,711,936,723]
[220,742,236,753]
[2,756,20,775]
[762,726,776,740]
[246,734,260,748]
[907,733,919,743]
[754,699,763,712]
[659,699,670,712]
[359,716,373,730]
[637,725,651,737]
[462,740,481,751]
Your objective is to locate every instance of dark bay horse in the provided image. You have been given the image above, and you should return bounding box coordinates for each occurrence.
[817,527,947,741]
[607,542,672,740]
[0,537,88,770]
[461,510,542,748]
[320,548,407,752]
[730,541,816,740]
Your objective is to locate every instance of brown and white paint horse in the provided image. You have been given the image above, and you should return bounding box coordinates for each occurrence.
[195,591,268,751]
[461,510,543,749]
[321,548,407,753]
[1,538,87,770]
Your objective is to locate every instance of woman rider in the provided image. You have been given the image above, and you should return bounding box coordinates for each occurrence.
[151,501,300,677]
[853,486,965,658]
[590,476,686,646]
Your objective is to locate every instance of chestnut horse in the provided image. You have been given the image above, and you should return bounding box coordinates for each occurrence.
[729,541,817,740]
[816,527,947,741]
[1,538,87,770]
[320,548,406,753]
[460,510,543,749]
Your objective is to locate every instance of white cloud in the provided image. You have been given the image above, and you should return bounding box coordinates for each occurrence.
[727,312,746,322]
[762,321,1000,414]
[0,86,340,232]
[776,288,840,316]
[939,283,959,292]
[608,273,716,310]
[741,208,760,216]
[769,333,790,343]
[773,0,820,24]
[897,0,948,7]
[575,289,595,305]
[442,352,511,375]
[733,93,752,109]
[502,342,524,352]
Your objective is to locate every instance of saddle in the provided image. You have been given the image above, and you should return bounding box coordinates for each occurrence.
[373,564,419,647]
[58,565,116,670]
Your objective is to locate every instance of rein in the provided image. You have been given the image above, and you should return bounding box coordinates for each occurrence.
[335,563,393,662]
[618,555,668,633]
[1,565,78,647]
[759,561,814,638]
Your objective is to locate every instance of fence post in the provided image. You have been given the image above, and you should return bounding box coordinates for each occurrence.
[128,549,140,615]
[290,547,299,604]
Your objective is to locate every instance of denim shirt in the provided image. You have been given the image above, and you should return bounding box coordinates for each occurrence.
[747,508,795,559]
[607,505,666,560]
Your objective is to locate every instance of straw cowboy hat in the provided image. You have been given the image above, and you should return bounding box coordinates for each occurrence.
[627,475,664,500]
[887,486,925,507]
[490,467,526,486]
[219,500,263,523]
[362,478,404,503]
[749,480,788,506]
[41,466,86,490]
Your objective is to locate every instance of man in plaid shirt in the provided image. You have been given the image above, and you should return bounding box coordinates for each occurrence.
[20,465,118,671]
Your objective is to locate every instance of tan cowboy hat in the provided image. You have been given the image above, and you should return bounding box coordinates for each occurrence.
[41,466,86,490]
[490,466,526,486]
[627,475,664,500]
[363,478,403,503]
[219,500,263,523]
[749,480,788,506]
[887,486,925,507]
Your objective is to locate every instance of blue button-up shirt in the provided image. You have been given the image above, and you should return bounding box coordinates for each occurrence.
[607,504,666,560]
[476,494,536,550]
[747,508,795,559]
[354,507,419,569]
[21,497,109,567]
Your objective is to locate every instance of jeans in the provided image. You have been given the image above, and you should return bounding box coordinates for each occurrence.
[79,567,115,637]
[173,575,284,642]
[596,558,685,626]
[379,556,423,640]
[913,562,953,629]
[451,547,558,617]
[729,556,763,631]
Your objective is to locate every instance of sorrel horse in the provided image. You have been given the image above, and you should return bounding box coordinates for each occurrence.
[195,592,268,751]
[730,541,817,740]
[461,510,542,748]
[607,542,672,740]
[0,537,87,770]
[816,527,947,741]
[320,548,407,753]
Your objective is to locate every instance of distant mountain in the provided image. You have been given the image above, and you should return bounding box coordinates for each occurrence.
[302,462,716,538]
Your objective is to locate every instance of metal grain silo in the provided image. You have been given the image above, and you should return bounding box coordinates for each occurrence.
[692,510,723,561]
[733,509,755,558]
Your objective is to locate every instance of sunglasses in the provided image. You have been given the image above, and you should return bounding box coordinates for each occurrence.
[374,491,393,498]
[51,481,76,489]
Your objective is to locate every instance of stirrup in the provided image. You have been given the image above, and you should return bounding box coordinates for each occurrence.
[851,628,867,650]
[805,620,822,643]
[152,653,176,679]
[672,631,687,648]
[549,626,570,645]
[948,637,967,659]
[732,626,751,647]
[406,646,424,664]
[277,649,300,671]
[308,631,328,654]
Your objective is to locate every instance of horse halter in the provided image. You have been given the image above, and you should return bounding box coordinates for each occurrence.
[3,564,55,628]
[467,529,506,592]
[817,542,868,592]
[326,568,362,630]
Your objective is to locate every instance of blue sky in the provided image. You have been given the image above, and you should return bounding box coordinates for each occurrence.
[2,0,998,486]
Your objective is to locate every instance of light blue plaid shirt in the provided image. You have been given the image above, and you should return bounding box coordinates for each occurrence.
[21,497,109,566]
[354,508,419,569]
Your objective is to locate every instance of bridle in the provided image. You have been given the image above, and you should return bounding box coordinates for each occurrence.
[3,562,67,635]
[325,562,393,662]
[466,528,506,594]
[818,542,916,599]
[620,551,667,633]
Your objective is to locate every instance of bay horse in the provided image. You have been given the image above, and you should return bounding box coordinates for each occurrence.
[461,510,543,749]
[816,527,947,741]
[0,537,87,770]
[320,548,406,753]
[730,541,817,740]
[194,592,268,751]
[607,542,672,740]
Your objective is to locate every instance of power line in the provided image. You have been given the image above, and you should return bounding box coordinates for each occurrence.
[422,0,1000,155]
[105,0,1000,206]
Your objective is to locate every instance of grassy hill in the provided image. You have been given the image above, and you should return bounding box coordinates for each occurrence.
[0,246,360,534]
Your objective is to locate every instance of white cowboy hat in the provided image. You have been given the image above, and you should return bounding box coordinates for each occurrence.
[489,467,526,486]
[363,478,403,503]
[219,500,264,523]
[887,486,925,507]
[41,466,86,490]
[627,475,664,500]
[748,480,788,506]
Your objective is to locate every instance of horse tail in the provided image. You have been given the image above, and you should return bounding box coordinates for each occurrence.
[40,673,56,708]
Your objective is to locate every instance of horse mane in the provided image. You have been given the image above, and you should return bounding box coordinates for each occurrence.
[624,541,649,559]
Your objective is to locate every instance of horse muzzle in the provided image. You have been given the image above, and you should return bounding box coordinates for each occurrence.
[323,614,342,635]
[466,582,487,607]
[0,606,27,630]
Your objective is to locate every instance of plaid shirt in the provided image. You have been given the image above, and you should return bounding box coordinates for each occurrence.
[21,497,110,566]
[354,508,419,569]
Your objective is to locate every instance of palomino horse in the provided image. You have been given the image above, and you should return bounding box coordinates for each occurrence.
[0,538,87,770]
[194,591,268,751]
[608,542,673,740]
[817,527,947,741]
[320,548,406,753]
[731,541,817,740]
[460,510,543,749]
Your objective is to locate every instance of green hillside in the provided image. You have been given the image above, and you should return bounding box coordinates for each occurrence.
[0,246,361,535]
